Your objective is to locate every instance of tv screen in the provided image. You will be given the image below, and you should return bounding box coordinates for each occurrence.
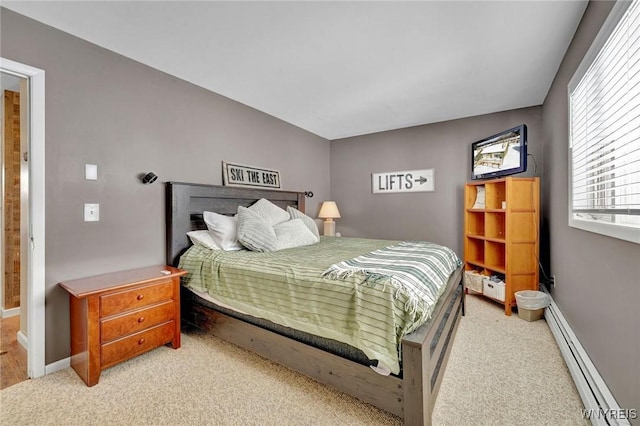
[471,124,527,180]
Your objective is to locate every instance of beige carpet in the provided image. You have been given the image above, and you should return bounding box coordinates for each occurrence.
[0,295,587,425]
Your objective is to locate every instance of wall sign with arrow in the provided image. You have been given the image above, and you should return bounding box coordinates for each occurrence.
[371,169,435,194]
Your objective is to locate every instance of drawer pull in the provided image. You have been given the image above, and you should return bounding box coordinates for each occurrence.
[137,294,144,300]
[138,338,145,345]
[138,316,145,323]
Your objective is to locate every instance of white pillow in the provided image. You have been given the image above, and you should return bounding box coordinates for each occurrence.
[186,230,221,251]
[287,206,320,240]
[203,211,243,251]
[236,206,278,252]
[274,219,319,250]
[249,198,290,226]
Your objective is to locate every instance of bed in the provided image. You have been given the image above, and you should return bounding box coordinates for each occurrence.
[165,182,465,425]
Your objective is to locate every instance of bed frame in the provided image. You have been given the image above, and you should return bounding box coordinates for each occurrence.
[165,181,465,425]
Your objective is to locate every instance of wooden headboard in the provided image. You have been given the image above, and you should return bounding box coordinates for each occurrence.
[165,182,306,266]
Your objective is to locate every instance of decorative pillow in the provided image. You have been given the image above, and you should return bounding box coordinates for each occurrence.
[203,211,243,251]
[287,206,320,240]
[248,198,290,226]
[236,206,278,252]
[186,230,221,251]
[274,219,319,250]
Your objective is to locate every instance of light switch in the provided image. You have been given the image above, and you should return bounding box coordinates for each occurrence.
[85,164,98,180]
[84,203,99,222]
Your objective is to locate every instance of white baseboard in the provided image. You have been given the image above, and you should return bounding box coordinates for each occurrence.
[541,285,632,426]
[15,331,69,377]
[17,330,28,351]
[45,357,70,375]
[1,307,20,318]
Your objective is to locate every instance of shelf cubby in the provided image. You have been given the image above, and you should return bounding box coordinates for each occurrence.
[465,211,485,237]
[484,180,506,210]
[484,241,506,272]
[485,212,506,240]
[465,238,485,266]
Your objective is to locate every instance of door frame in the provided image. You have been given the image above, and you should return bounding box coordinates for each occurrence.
[0,57,45,379]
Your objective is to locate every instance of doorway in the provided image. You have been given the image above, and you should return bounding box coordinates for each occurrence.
[0,58,45,382]
[0,72,29,388]
[2,75,24,315]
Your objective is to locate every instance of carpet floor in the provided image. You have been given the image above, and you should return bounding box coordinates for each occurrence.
[0,294,588,425]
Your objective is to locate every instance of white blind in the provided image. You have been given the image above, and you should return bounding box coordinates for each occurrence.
[569,0,640,239]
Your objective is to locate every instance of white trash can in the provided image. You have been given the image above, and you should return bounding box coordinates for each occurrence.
[515,290,549,322]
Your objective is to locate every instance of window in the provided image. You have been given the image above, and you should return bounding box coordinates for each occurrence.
[568,0,640,244]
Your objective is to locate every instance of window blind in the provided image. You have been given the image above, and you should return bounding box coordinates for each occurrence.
[569,0,640,242]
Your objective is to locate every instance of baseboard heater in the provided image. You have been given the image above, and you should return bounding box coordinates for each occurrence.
[541,285,632,426]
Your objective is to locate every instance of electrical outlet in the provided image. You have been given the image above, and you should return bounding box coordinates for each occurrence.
[84,203,99,222]
[552,274,557,288]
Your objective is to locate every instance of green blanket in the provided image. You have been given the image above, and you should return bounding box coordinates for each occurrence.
[179,237,461,374]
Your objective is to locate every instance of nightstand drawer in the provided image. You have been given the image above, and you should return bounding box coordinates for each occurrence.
[100,279,173,317]
[101,300,175,343]
[101,321,174,369]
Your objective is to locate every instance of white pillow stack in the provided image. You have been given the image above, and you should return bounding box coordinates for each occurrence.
[190,198,321,253]
[237,199,319,252]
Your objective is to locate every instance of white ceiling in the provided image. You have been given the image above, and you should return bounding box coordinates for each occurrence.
[2,1,588,140]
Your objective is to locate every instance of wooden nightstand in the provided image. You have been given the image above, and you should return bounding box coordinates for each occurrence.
[58,265,187,386]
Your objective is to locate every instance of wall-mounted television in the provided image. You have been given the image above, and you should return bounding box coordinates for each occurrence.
[471,124,527,180]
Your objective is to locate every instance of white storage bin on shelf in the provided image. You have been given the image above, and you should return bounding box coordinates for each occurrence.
[483,276,505,301]
[464,270,484,293]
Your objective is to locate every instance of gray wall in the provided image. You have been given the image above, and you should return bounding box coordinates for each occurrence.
[330,107,543,255]
[0,9,331,363]
[542,1,639,412]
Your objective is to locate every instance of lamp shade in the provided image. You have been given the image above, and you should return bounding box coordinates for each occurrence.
[318,201,341,219]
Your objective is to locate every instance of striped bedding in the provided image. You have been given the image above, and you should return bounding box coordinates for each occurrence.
[179,237,462,375]
[322,241,462,325]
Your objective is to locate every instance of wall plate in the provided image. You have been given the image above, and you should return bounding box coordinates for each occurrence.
[84,203,99,222]
[85,164,97,180]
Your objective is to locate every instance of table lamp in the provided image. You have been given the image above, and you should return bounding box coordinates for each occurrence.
[318,201,341,236]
